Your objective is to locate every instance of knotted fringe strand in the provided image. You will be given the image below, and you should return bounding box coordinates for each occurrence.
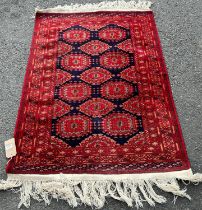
[0,180,21,190]
[0,173,202,209]
[35,0,154,14]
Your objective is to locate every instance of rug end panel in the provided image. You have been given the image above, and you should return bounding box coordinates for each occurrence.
[35,0,154,14]
[1,170,202,208]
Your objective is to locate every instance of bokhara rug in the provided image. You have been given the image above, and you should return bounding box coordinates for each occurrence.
[0,1,201,209]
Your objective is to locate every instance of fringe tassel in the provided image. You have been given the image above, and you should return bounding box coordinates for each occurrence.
[0,173,202,209]
[35,0,153,14]
[0,180,22,190]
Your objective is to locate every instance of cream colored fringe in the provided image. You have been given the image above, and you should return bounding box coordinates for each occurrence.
[35,0,153,14]
[0,170,202,208]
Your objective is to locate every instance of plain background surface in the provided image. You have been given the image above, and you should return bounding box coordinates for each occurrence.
[0,0,201,209]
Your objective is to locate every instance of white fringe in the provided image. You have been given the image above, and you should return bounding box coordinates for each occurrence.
[0,170,202,209]
[35,0,153,14]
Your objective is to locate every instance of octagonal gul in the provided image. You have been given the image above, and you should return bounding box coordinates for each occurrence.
[102,112,139,137]
[60,53,91,71]
[54,114,92,139]
[61,26,91,44]
[99,49,134,71]
[98,24,129,43]
[58,82,92,102]
[101,80,135,100]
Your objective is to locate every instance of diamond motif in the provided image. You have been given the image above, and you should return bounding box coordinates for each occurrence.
[80,67,112,85]
[117,40,133,52]
[58,41,72,56]
[80,40,109,55]
[55,69,72,85]
[79,98,115,117]
[123,97,141,114]
[120,67,139,83]
[53,100,71,118]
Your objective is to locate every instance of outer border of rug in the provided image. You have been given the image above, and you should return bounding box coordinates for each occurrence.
[7,1,191,175]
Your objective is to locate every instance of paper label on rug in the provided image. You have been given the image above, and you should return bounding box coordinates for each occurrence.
[4,138,17,158]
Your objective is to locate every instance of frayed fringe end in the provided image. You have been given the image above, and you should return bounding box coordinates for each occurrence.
[35,0,154,14]
[0,180,21,190]
[0,173,202,209]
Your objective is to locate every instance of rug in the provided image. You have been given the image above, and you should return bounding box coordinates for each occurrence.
[0,0,201,209]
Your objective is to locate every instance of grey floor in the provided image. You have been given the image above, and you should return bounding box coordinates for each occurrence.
[0,0,201,209]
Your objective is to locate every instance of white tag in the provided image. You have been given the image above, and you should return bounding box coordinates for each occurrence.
[4,138,17,158]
